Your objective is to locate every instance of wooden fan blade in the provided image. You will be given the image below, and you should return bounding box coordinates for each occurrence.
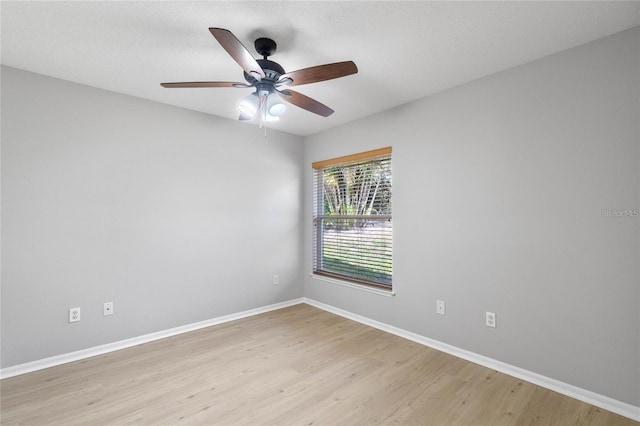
[161,82,245,88]
[209,28,265,79]
[280,90,334,117]
[279,61,357,87]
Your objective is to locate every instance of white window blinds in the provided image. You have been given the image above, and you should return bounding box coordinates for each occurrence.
[312,147,392,289]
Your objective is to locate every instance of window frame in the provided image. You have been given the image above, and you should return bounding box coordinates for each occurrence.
[312,147,392,291]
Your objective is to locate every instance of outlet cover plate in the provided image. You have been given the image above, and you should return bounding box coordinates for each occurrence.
[103,302,114,316]
[69,307,81,323]
[436,300,445,315]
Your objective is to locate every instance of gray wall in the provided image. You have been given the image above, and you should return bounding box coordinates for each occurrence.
[1,66,304,366]
[304,27,639,405]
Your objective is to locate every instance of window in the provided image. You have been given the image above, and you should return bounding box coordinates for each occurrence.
[312,147,392,290]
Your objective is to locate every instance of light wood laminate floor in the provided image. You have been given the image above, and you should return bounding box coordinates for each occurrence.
[1,304,636,425]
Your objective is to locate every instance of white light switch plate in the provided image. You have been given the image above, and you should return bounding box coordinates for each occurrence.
[486,311,496,328]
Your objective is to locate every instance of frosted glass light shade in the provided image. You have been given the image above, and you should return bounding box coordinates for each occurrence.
[268,98,287,116]
[238,93,259,118]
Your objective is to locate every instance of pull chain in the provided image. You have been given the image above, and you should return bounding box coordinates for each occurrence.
[259,92,268,138]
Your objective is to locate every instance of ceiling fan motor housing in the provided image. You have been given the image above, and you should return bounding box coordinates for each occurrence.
[244,58,285,90]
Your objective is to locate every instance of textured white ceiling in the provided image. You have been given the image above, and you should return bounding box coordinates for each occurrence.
[2,1,638,136]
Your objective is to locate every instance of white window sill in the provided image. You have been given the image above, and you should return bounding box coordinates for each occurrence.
[310,273,396,297]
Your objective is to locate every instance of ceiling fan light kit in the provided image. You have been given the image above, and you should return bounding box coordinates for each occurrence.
[161,28,358,135]
[238,91,286,122]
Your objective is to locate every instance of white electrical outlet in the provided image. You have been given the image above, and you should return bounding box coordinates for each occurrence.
[436,300,446,315]
[69,307,81,323]
[486,311,496,328]
[272,274,279,285]
[103,301,113,316]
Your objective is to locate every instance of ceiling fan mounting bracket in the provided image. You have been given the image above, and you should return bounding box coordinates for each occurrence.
[254,37,277,59]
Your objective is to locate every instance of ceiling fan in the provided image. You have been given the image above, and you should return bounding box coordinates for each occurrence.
[161,28,358,123]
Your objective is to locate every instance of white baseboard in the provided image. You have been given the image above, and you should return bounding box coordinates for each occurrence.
[303,297,640,422]
[0,298,304,380]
